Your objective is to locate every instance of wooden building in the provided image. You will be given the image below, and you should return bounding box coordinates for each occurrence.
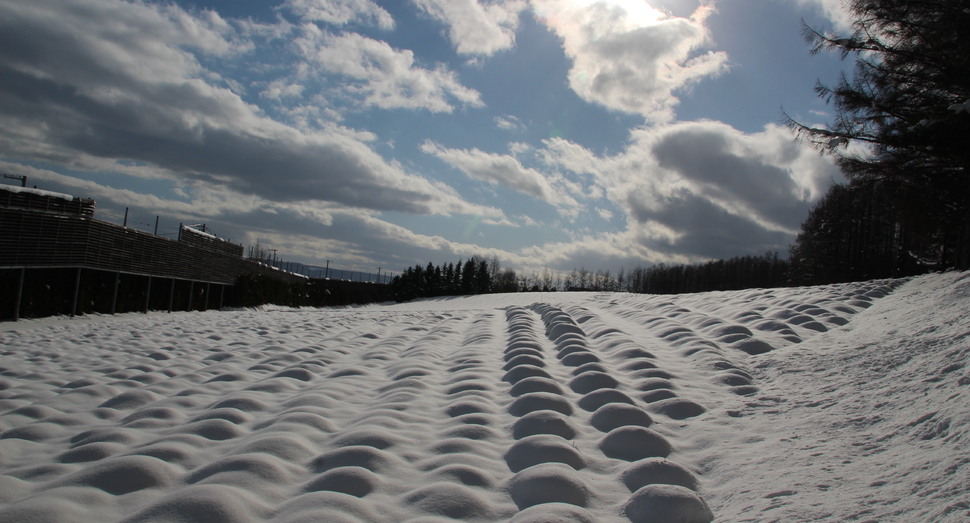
[0,185,304,320]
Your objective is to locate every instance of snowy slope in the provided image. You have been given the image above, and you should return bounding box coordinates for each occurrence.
[0,272,967,522]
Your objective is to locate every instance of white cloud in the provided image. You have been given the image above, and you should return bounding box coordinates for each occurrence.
[495,114,523,131]
[532,0,728,122]
[293,26,484,112]
[283,0,395,29]
[235,17,295,41]
[508,141,532,155]
[261,80,305,100]
[421,140,549,199]
[412,0,527,55]
[421,140,580,212]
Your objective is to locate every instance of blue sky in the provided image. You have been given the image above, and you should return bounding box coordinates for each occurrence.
[0,0,853,277]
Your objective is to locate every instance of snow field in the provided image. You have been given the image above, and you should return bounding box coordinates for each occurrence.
[0,272,967,522]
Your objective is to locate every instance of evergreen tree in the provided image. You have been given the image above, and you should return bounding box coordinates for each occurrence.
[788,182,918,284]
[452,259,463,292]
[424,262,437,296]
[476,258,491,294]
[787,0,970,269]
[461,259,476,295]
[443,263,454,294]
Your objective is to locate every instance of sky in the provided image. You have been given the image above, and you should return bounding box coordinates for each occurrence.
[0,0,856,277]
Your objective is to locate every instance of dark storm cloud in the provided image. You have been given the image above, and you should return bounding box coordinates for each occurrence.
[0,0,491,218]
[627,187,791,260]
[651,127,811,230]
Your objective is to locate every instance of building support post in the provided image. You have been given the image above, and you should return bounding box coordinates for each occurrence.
[111,272,120,314]
[144,276,152,313]
[13,267,25,321]
[219,284,225,310]
[187,281,194,311]
[204,282,210,311]
[168,278,175,313]
[70,267,82,317]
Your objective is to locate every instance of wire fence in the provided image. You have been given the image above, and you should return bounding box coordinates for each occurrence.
[248,258,394,284]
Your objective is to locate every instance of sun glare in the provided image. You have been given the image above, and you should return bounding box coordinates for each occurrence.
[554,0,703,27]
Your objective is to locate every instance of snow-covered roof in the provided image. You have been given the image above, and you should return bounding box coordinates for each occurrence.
[180,223,217,240]
[0,184,75,201]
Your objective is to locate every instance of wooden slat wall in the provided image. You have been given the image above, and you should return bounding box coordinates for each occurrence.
[0,189,95,217]
[0,209,304,284]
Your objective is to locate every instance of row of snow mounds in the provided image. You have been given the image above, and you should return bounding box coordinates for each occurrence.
[592,279,906,402]
[500,304,714,523]
[602,278,904,359]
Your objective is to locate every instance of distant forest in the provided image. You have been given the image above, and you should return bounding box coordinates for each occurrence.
[389,253,794,302]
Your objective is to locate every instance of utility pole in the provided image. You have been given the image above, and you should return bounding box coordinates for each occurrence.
[325,260,330,279]
[3,174,26,187]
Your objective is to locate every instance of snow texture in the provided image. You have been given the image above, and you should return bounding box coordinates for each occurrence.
[1,271,968,522]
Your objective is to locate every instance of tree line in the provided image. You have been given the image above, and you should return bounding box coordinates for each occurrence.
[389,257,493,301]
[389,252,793,301]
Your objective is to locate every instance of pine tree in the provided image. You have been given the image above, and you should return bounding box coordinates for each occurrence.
[475,258,491,294]
[461,259,476,295]
[789,182,915,284]
[787,0,970,269]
